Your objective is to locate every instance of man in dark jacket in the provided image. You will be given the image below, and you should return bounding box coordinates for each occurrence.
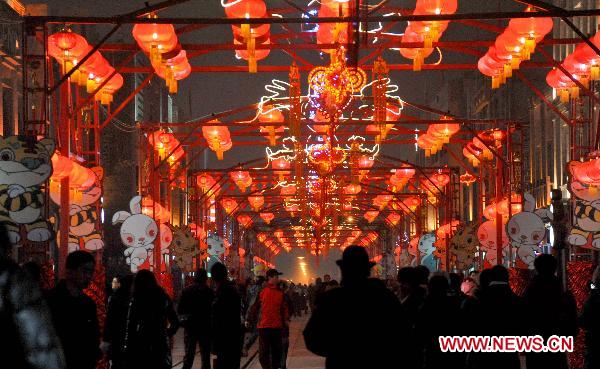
[211,262,242,369]
[0,223,65,369]
[303,245,402,369]
[47,250,100,369]
[523,255,577,369]
[464,265,524,369]
[581,265,600,369]
[179,268,214,369]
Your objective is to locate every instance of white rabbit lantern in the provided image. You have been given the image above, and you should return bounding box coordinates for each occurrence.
[112,195,158,272]
[506,193,547,270]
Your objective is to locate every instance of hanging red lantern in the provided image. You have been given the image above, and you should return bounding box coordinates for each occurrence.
[237,214,253,228]
[196,173,216,192]
[231,171,253,192]
[508,8,553,55]
[257,232,268,243]
[364,210,380,223]
[132,22,177,63]
[202,122,232,160]
[459,173,477,186]
[221,198,239,214]
[248,194,265,212]
[436,220,460,239]
[344,183,362,196]
[280,184,296,196]
[260,212,275,224]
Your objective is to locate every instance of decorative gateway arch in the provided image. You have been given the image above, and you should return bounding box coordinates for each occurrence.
[15,1,600,298]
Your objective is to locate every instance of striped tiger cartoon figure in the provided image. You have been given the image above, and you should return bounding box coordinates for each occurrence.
[567,161,600,249]
[0,135,55,244]
[50,167,104,252]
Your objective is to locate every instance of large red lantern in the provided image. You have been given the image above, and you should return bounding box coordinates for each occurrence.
[202,122,232,160]
[132,22,177,63]
[237,214,253,228]
[231,170,253,192]
[387,212,402,226]
[436,220,460,239]
[248,194,265,211]
[260,212,275,224]
[364,210,380,223]
[221,198,239,214]
[344,183,362,196]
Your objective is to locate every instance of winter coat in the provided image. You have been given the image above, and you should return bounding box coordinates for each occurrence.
[523,275,577,369]
[212,281,242,355]
[103,289,131,367]
[303,278,403,369]
[122,291,179,369]
[0,258,65,369]
[178,283,214,337]
[46,280,100,369]
[463,283,524,369]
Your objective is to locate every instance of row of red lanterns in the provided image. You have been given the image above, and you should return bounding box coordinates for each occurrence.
[148,130,185,166]
[400,0,458,71]
[478,7,553,89]
[48,29,123,105]
[50,154,99,202]
[141,196,171,224]
[132,18,190,93]
[462,129,505,167]
[417,119,460,157]
[317,0,350,52]
[546,30,600,103]
[223,0,271,72]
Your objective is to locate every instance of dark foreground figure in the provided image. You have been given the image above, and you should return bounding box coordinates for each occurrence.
[303,245,402,369]
[211,262,242,369]
[0,223,65,369]
[47,250,100,369]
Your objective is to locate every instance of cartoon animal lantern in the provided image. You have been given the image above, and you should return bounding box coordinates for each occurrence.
[477,220,509,268]
[567,160,600,249]
[449,223,479,270]
[418,233,437,271]
[506,193,548,269]
[0,136,55,245]
[170,225,200,273]
[207,233,226,261]
[50,165,104,252]
[112,196,158,272]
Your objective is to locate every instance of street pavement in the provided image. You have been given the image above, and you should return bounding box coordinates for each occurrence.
[171,315,324,369]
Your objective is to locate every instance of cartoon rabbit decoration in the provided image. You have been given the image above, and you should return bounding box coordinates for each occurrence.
[112,196,158,273]
[477,220,509,268]
[506,193,548,269]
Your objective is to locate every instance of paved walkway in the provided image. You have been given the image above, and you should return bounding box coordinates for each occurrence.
[246,315,325,369]
[171,315,324,369]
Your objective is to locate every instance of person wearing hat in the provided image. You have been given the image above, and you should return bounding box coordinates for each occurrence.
[248,268,290,369]
[303,245,403,369]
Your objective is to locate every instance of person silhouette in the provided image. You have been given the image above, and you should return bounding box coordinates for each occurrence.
[303,245,402,369]
[211,262,242,369]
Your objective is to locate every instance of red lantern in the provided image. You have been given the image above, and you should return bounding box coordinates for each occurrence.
[280,184,296,196]
[386,212,402,226]
[459,173,477,186]
[257,232,268,243]
[196,173,216,192]
[223,0,267,18]
[436,220,459,239]
[202,123,232,160]
[132,22,177,63]
[248,194,265,212]
[221,198,239,214]
[508,8,553,55]
[260,212,275,224]
[344,183,362,196]
[364,210,380,223]
[231,171,253,192]
[237,214,253,228]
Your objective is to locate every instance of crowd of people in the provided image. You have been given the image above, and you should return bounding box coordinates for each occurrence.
[1,222,600,369]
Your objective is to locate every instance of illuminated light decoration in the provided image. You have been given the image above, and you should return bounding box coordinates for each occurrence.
[460,173,477,186]
[373,194,393,210]
[153,49,192,94]
[390,165,415,192]
[316,1,350,52]
[417,133,439,157]
[386,212,402,226]
[132,20,177,64]
[248,194,265,212]
[271,157,291,180]
[196,173,216,192]
[260,212,275,224]
[393,196,420,213]
[343,183,362,196]
[308,47,367,118]
[568,158,600,186]
[427,118,460,144]
[307,141,347,175]
[399,26,434,71]
[258,106,285,146]
[364,210,380,223]
[436,220,460,239]
[411,0,457,50]
[571,31,600,81]
[140,197,171,224]
[483,193,523,220]
[48,28,89,77]
[96,73,124,105]
[477,46,512,89]
[284,202,300,213]
[257,232,268,243]
[221,197,238,214]
[507,7,553,58]
[50,154,98,203]
[202,122,232,160]
[237,214,252,228]
[223,0,269,72]
[280,183,296,196]
[472,137,494,161]
[230,170,253,192]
